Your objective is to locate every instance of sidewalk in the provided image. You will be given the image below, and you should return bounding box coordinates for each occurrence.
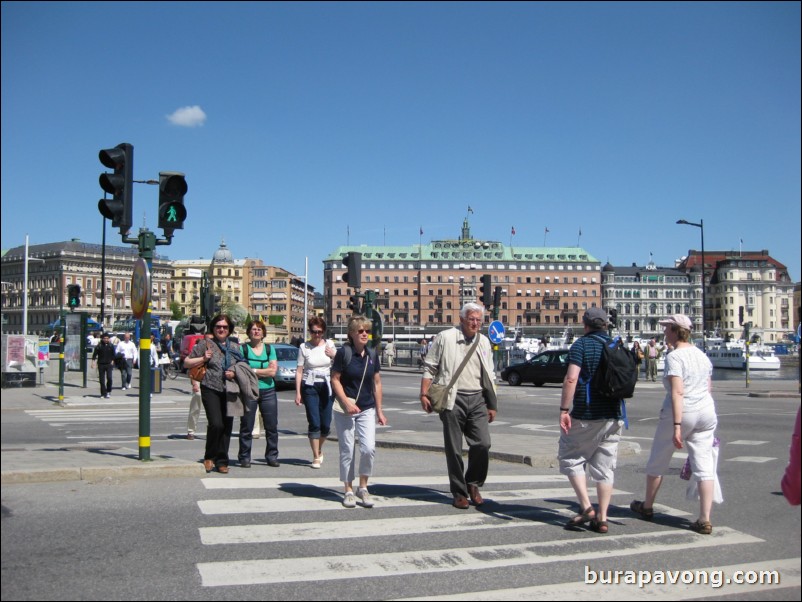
[1,365,798,485]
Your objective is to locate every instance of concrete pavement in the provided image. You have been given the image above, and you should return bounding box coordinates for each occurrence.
[2,363,798,484]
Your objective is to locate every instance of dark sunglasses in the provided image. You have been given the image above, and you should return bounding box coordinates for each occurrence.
[356,329,370,334]
[310,330,325,335]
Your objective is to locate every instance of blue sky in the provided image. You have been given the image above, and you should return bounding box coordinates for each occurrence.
[2,1,799,291]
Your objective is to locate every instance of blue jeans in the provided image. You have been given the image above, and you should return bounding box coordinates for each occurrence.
[301,382,333,440]
[238,388,279,463]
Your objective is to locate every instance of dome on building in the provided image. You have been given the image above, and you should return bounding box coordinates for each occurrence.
[212,239,234,264]
[602,262,615,272]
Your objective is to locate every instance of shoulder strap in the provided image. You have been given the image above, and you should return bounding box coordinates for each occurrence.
[342,343,353,367]
[444,334,481,390]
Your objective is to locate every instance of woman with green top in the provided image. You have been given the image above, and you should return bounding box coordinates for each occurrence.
[238,319,279,467]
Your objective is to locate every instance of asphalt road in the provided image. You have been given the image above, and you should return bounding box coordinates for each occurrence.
[1,370,800,600]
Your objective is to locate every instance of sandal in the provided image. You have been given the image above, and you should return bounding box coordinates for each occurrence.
[565,506,596,528]
[689,519,713,535]
[629,500,654,520]
[590,519,608,534]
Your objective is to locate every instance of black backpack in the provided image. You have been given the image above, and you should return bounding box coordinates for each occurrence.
[587,334,638,400]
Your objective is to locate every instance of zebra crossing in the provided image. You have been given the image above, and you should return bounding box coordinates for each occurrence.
[192,474,799,598]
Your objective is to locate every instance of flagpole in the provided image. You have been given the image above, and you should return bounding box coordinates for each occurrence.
[577,228,581,247]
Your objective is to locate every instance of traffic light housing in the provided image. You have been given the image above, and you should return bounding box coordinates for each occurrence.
[67,284,81,308]
[738,306,744,326]
[348,295,361,314]
[342,252,362,288]
[609,308,618,327]
[479,274,492,307]
[212,294,222,316]
[98,143,133,235]
[493,286,502,309]
[158,171,188,236]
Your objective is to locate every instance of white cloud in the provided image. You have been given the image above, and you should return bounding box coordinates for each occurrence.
[166,105,207,127]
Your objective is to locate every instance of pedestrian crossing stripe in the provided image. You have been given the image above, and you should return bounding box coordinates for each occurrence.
[201,474,566,489]
[196,527,762,587]
[200,509,551,545]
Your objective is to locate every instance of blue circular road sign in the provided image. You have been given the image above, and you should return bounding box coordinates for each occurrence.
[488,320,505,344]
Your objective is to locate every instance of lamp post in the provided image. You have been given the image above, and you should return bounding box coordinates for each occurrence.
[676,219,705,350]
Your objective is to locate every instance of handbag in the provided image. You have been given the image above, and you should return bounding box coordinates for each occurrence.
[426,335,481,413]
[188,363,207,382]
[188,340,210,382]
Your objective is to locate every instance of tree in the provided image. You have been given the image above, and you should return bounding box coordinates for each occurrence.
[170,301,184,320]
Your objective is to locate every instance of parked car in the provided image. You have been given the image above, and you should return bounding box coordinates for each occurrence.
[271,343,299,389]
[501,349,570,387]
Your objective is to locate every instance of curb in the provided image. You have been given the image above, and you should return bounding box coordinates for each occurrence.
[1,462,206,485]
[747,391,801,398]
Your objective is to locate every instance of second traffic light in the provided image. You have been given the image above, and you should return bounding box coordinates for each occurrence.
[98,142,133,235]
[348,295,361,314]
[67,284,81,308]
[479,274,492,307]
[342,252,362,288]
[158,171,188,235]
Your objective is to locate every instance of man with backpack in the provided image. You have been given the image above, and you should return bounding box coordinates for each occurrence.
[558,307,635,535]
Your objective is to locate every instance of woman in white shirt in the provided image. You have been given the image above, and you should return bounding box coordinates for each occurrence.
[630,314,719,534]
[295,317,336,468]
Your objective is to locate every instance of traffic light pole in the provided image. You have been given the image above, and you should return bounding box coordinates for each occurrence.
[122,228,172,462]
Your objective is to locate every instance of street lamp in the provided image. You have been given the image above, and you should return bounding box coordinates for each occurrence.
[676,219,706,349]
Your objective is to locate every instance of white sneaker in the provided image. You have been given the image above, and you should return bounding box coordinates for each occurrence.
[356,487,374,508]
[105,394,111,399]
[311,458,321,469]
[342,491,357,508]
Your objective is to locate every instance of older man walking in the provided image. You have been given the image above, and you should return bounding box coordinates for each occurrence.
[420,302,498,509]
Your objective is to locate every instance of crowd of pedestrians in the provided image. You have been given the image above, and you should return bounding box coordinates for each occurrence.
[94,306,800,527]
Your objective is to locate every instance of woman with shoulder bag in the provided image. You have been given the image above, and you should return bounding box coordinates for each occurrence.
[331,315,387,508]
[183,315,243,474]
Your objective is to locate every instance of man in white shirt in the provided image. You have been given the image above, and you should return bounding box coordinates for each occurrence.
[115,333,138,390]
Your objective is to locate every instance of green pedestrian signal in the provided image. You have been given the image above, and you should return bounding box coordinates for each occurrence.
[158,171,187,236]
[67,284,81,308]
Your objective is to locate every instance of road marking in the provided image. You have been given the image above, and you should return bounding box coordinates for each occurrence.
[728,440,769,446]
[394,557,800,601]
[197,527,761,586]
[201,474,567,489]
[726,456,777,463]
[197,486,633,515]
[200,508,550,545]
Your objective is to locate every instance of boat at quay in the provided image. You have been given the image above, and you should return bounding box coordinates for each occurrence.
[702,337,781,371]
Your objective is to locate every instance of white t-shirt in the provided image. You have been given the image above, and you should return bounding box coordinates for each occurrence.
[297,340,335,380]
[662,345,714,413]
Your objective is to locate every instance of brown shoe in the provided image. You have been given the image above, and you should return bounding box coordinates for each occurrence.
[468,485,484,506]
[217,465,229,474]
[452,495,470,509]
[203,459,213,473]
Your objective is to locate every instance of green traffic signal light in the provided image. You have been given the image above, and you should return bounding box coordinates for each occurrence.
[67,284,81,308]
[158,171,187,234]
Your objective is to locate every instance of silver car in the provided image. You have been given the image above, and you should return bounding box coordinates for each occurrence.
[271,343,299,389]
